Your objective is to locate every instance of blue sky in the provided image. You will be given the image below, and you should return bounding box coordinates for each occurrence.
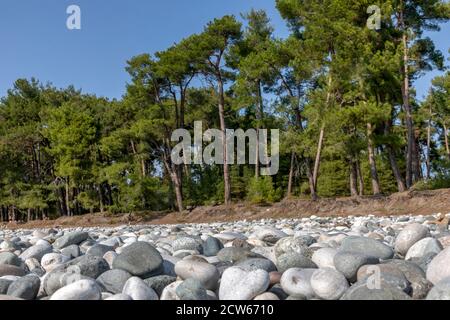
[0,0,448,101]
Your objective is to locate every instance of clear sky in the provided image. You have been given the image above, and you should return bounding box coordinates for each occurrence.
[0,0,448,101]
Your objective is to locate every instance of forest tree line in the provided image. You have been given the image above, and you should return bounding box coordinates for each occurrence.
[1,0,450,222]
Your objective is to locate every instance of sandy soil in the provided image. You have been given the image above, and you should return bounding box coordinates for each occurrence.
[2,189,449,230]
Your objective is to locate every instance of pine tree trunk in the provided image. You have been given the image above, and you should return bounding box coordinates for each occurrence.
[426,111,432,180]
[27,208,31,222]
[171,170,184,213]
[367,123,381,195]
[444,123,450,161]
[356,159,364,196]
[98,185,104,214]
[400,19,419,188]
[313,124,325,190]
[218,77,231,205]
[349,159,358,198]
[312,75,332,197]
[65,178,71,217]
[287,152,295,197]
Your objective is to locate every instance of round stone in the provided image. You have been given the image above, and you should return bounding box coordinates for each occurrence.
[395,223,430,256]
[334,251,379,282]
[274,236,313,258]
[340,281,412,300]
[0,252,21,267]
[312,248,338,269]
[6,274,40,300]
[426,277,450,300]
[113,241,163,277]
[340,236,394,260]
[236,258,277,273]
[86,244,114,257]
[144,275,176,296]
[54,231,89,249]
[41,253,70,272]
[310,268,349,300]
[219,267,270,300]
[105,293,133,300]
[50,279,102,300]
[19,243,52,262]
[217,247,262,263]
[60,245,81,259]
[64,254,109,279]
[122,277,158,300]
[202,237,224,257]
[176,278,208,300]
[405,237,443,261]
[280,268,316,299]
[276,253,317,273]
[0,279,12,294]
[160,281,183,300]
[174,259,219,290]
[172,237,203,253]
[0,265,26,277]
[357,264,411,293]
[96,269,132,294]
[253,292,280,300]
[383,259,432,299]
[426,247,450,285]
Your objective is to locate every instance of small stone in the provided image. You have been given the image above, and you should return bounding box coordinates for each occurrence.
[340,236,394,260]
[160,281,182,300]
[202,237,224,257]
[60,245,81,259]
[176,278,208,300]
[340,281,412,300]
[395,224,430,256]
[219,267,270,300]
[96,269,132,294]
[405,238,443,261]
[172,237,203,253]
[0,252,21,266]
[280,268,316,299]
[0,279,12,295]
[274,236,313,258]
[217,247,262,263]
[113,242,163,277]
[312,248,338,270]
[357,264,411,293]
[41,253,70,272]
[174,259,219,290]
[54,232,89,249]
[334,251,379,282]
[105,293,133,300]
[426,247,450,285]
[86,244,114,257]
[236,258,277,273]
[0,264,26,277]
[19,243,52,262]
[64,254,109,279]
[144,275,176,296]
[6,274,40,300]
[426,277,450,300]
[276,253,317,273]
[311,268,349,300]
[384,259,432,299]
[50,279,102,300]
[122,277,158,300]
[253,292,280,300]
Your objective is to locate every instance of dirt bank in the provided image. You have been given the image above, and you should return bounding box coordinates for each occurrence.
[2,189,449,230]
